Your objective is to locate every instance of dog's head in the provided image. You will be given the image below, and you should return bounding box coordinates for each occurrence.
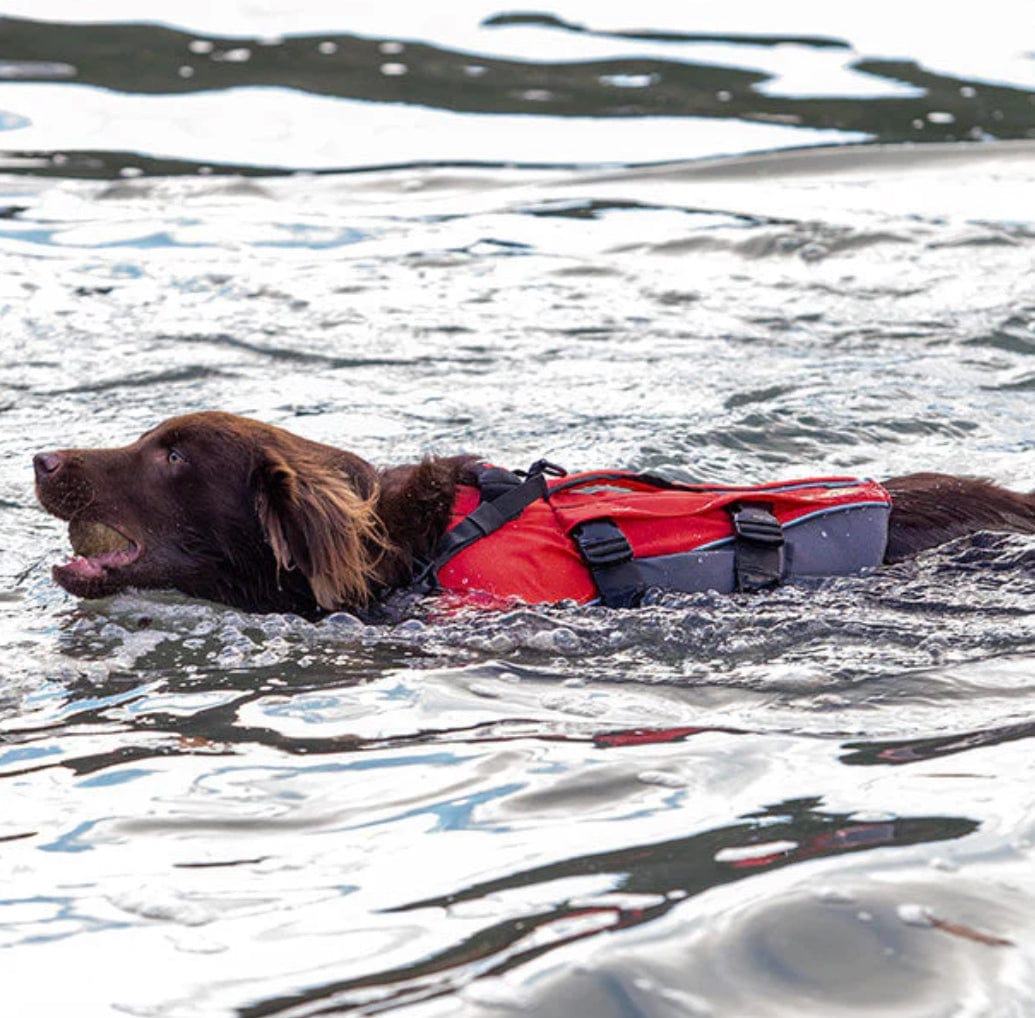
[33,411,387,615]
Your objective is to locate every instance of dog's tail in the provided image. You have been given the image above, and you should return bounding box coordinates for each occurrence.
[884,473,1035,562]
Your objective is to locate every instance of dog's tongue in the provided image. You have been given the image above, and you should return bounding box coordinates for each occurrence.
[69,520,132,557]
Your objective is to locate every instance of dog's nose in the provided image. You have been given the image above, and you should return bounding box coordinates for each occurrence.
[33,451,63,481]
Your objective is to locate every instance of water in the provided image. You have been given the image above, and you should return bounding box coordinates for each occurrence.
[2,4,1035,1016]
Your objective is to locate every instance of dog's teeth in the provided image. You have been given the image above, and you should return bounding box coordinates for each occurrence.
[69,520,132,556]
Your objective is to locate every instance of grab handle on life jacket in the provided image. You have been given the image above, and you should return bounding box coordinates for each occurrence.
[515,459,568,480]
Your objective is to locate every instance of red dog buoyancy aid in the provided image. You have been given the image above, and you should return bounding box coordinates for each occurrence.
[416,462,892,607]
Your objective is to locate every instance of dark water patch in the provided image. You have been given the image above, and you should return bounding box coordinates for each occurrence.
[551,264,625,278]
[927,229,1022,248]
[0,148,293,179]
[965,316,1035,356]
[0,830,37,843]
[516,197,790,227]
[174,856,269,868]
[841,718,1035,766]
[170,333,435,370]
[642,288,698,306]
[482,12,851,50]
[394,801,975,912]
[43,365,233,395]
[725,384,801,410]
[73,284,115,296]
[0,16,769,119]
[985,373,1035,391]
[0,149,612,181]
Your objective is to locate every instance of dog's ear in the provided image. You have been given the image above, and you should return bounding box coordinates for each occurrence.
[255,454,384,610]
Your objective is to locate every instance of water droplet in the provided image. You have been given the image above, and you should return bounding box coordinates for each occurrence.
[381,63,408,77]
[317,41,338,55]
[188,40,213,54]
[927,111,955,125]
[380,41,405,55]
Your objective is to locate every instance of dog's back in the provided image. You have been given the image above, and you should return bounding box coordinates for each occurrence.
[884,473,1035,561]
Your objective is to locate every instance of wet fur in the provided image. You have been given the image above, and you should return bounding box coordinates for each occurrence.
[34,411,1035,617]
[883,473,1035,562]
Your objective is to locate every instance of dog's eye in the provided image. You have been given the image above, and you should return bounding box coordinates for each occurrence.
[167,448,185,464]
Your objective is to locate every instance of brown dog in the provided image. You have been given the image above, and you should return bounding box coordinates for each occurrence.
[34,411,1035,617]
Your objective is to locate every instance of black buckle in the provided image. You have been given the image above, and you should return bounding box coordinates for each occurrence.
[732,503,785,546]
[517,458,568,479]
[571,518,644,608]
[730,502,784,592]
[572,519,634,567]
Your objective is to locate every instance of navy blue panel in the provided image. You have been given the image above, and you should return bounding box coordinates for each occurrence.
[638,547,738,594]
[636,504,890,595]
[783,505,890,576]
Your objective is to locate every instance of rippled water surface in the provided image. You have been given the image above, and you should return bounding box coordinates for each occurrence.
[2,4,1035,1016]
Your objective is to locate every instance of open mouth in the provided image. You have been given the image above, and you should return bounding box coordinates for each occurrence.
[53,520,142,594]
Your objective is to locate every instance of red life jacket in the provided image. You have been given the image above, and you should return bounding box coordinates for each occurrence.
[419,463,892,607]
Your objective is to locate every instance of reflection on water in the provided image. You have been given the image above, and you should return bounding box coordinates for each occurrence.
[2,3,1035,1015]
[842,719,1035,766]
[251,801,976,1016]
[2,10,1035,174]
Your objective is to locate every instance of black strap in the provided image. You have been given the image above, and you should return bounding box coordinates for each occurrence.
[571,518,645,608]
[730,503,784,591]
[412,468,551,592]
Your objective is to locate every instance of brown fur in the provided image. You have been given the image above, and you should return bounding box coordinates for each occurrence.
[33,412,1035,617]
[255,449,386,609]
[883,473,1035,561]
